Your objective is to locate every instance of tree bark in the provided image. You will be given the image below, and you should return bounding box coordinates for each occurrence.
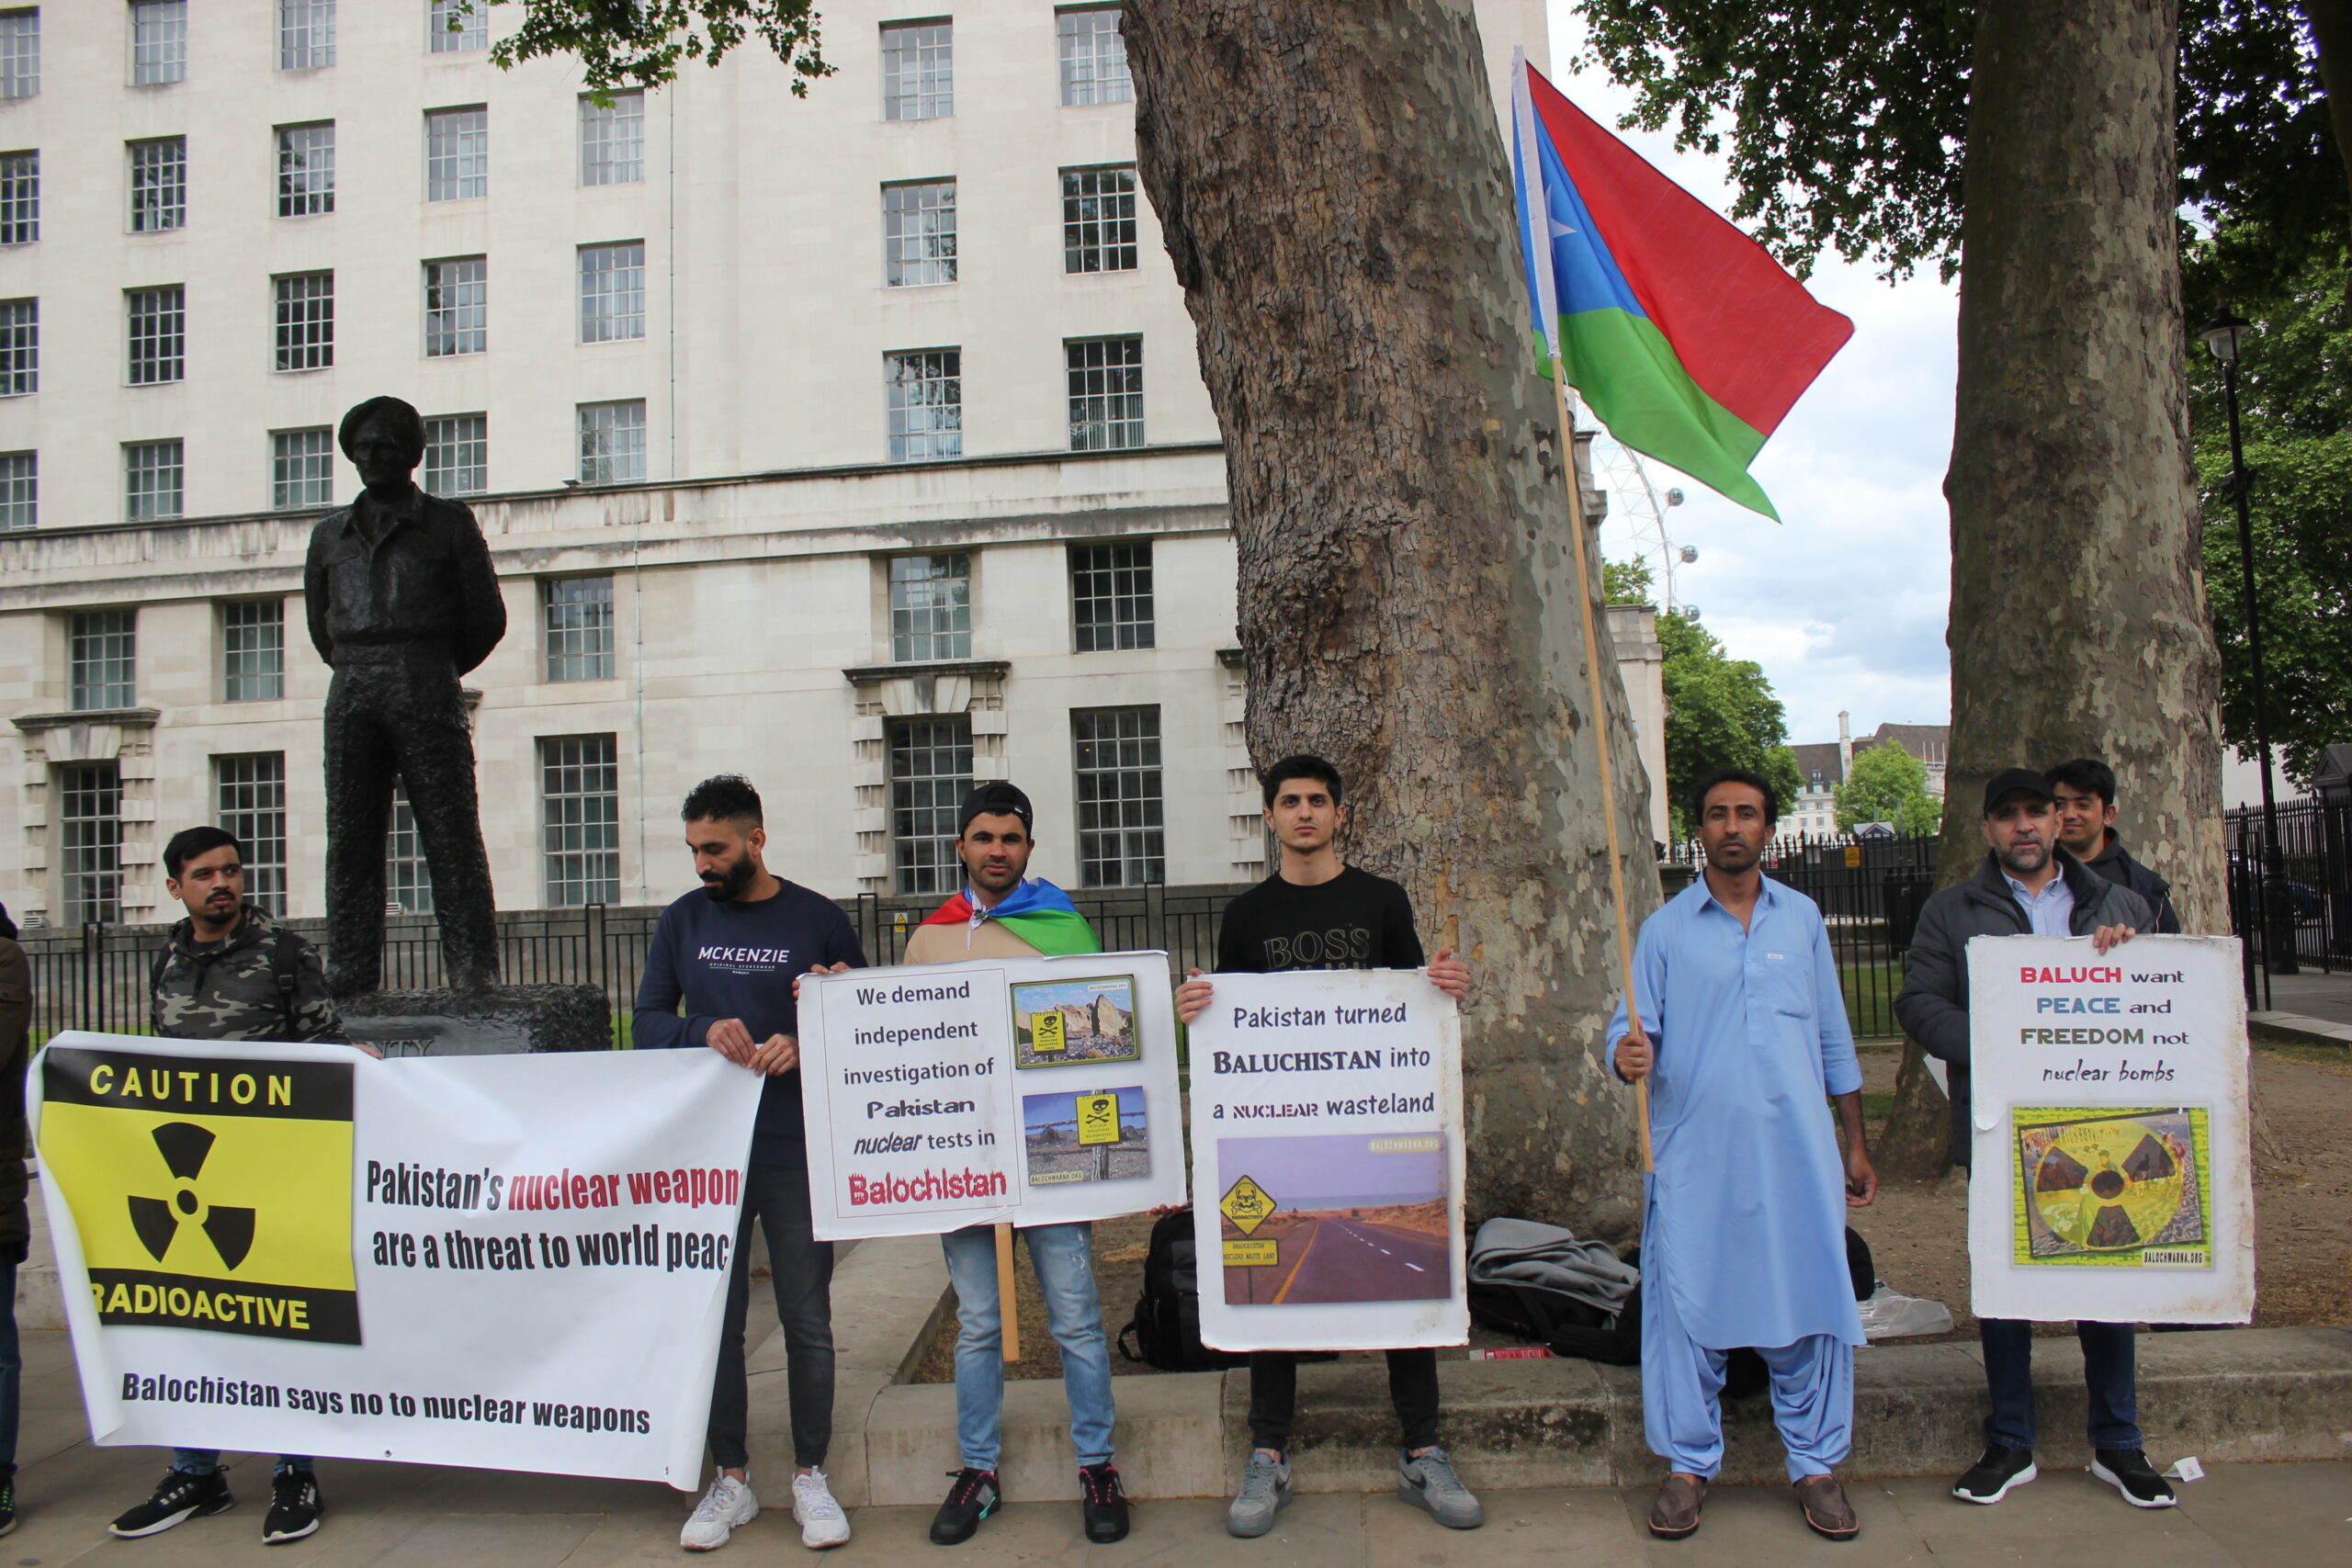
[1124,0,1657,1240]
[1940,0,2223,919]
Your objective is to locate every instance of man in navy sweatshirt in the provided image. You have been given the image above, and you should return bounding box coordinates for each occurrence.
[636,775,867,1553]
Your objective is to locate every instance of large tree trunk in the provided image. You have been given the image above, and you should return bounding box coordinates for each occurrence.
[1940,0,2223,915]
[1124,0,1657,1240]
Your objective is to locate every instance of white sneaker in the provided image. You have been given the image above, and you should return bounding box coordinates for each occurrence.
[791,1470,852,1550]
[682,1473,759,1551]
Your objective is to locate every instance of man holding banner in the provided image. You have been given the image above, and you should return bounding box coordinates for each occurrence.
[635,777,865,1551]
[900,783,1129,1547]
[1608,773,1875,1543]
[1175,757,1476,1540]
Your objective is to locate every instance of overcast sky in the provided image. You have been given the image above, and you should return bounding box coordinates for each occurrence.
[1538,5,1959,749]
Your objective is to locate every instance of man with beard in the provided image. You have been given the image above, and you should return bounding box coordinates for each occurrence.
[1895,769,2171,1511]
[898,783,1128,1547]
[1608,772,1876,1543]
[636,776,865,1552]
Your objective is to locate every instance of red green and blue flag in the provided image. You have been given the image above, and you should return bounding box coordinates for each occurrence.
[917,878,1102,957]
[1510,54,1852,520]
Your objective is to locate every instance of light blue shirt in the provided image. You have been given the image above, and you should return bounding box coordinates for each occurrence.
[2005,866,2075,936]
[1606,874,1866,1349]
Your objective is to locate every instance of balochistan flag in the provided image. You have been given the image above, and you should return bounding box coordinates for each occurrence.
[917,878,1102,957]
[1510,53,1853,520]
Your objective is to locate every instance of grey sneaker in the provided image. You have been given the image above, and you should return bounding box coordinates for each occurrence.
[1396,1448,1484,1530]
[1226,1450,1293,1539]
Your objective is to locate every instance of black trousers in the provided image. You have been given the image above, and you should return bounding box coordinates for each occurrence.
[707,1162,835,1472]
[1248,1348,1440,1455]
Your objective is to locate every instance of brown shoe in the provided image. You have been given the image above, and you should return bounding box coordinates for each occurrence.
[1647,1472,1706,1540]
[1794,1474,1859,1541]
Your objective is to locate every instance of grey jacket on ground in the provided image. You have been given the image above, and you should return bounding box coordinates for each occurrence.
[1468,1216,1639,1314]
[1894,848,2154,1164]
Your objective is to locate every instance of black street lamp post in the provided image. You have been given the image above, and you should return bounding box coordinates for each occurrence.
[2199,308,2293,999]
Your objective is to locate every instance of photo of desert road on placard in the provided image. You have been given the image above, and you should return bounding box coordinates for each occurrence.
[1216,1133,1451,1305]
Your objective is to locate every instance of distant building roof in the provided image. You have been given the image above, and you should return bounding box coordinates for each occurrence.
[1792,741,1844,791]
[1870,723,1950,766]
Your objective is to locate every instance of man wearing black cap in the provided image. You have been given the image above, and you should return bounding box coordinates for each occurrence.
[1894,768,2174,1512]
[900,784,1128,1547]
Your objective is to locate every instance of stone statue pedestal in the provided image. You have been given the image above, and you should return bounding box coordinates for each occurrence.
[340,984,610,1057]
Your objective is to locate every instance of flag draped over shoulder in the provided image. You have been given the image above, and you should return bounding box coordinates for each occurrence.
[918,879,1102,956]
[1510,55,1853,521]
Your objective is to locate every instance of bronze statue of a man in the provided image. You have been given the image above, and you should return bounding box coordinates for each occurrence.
[304,397,505,997]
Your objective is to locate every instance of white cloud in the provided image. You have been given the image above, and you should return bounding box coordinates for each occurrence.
[1538,5,1956,747]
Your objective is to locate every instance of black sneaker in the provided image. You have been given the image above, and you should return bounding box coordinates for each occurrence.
[1079,1463,1129,1544]
[263,1471,322,1544]
[929,1468,1000,1546]
[109,1468,234,1539]
[1951,1445,2038,1505]
[0,1480,17,1537]
[2090,1449,2177,1509]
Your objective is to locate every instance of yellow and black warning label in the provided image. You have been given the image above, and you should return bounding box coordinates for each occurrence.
[40,1047,360,1345]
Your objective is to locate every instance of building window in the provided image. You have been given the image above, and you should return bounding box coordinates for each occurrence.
[580,91,644,185]
[386,782,434,912]
[886,349,961,460]
[124,439,183,520]
[0,297,33,396]
[280,0,334,69]
[540,735,620,906]
[274,271,334,371]
[216,753,288,916]
[0,450,32,528]
[424,412,486,494]
[0,149,33,243]
[58,763,122,924]
[1070,541,1154,651]
[543,576,615,682]
[71,610,136,711]
[1062,165,1137,273]
[881,20,952,120]
[128,286,184,384]
[423,256,486,356]
[883,180,956,287]
[1057,6,1131,106]
[222,599,284,701]
[1068,336,1144,450]
[889,553,971,661]
[429,0,485,51]
[579,241,645,342]
[424,106,487,201]
[0,10,36,99]
[129,137,186,232]
[577,400,646,484]
[890,716,971,895]
[1072,706,1163,886]
[271,427,334,510]
[277,122,334,216]
[130,1,186,85]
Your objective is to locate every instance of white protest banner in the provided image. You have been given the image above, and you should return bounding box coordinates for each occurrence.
[796,953,1185,1239]
[1185,969,1466,1352]
[1963,934,2254,1324]
[34,1032,760,1487]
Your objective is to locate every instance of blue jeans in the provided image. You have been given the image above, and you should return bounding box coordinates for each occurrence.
[941,1223,1114,1471]
[172,1451,311,1477]
[0,1260,19,1483]
[1979,1318,2140,1450]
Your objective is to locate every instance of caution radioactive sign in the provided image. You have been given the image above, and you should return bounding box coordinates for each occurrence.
[1220,1174,1275,1235]
[1030,1010,1067,1053]
[1223,1238,1277,1267]
[1075,1092,1119,1145]
[39,1046,360,1345]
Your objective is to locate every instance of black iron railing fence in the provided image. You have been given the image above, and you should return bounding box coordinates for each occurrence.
[2226,794,2352,983]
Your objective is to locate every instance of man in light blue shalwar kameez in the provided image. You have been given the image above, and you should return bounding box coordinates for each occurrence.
[1609,770,1878,1543]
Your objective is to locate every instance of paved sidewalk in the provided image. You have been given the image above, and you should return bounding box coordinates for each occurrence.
[5,1330,2347,1566]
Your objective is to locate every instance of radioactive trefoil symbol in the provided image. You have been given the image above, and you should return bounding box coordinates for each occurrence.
[127,1122,255,1269]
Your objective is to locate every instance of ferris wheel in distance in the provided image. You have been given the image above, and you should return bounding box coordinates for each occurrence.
[1577,395,1698,619]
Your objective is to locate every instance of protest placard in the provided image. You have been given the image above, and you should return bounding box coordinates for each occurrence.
[796,953,1184,1239]
[1185,969,1466,1352]
[1963,934,2254,1325]
[34,1033,761,1486]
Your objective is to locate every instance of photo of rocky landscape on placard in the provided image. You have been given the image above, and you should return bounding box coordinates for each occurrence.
[1022,1085,1150,1185]
[1010,976,1140,1069]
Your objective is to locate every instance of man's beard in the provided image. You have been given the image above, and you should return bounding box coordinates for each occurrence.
[701,856,756,900]
[1995,839,2050,876]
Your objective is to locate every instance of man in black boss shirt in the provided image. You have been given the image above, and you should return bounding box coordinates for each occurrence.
[1177,756,1476,1540]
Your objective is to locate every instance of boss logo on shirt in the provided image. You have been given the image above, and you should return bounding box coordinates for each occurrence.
[1261,928,1374,970]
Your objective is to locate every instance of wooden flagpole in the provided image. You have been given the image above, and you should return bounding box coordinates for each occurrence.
[994,1223,1021,1362]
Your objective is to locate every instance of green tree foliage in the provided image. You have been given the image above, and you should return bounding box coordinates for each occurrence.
[1834,739,1940,835]
[2190,246,2352,789]
[1763,744,1805,822]
[462,1,831,96]
[1604,557,1656,604]
[1657,612,1792,835]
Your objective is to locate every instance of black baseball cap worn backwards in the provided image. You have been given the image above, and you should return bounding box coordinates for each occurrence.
[1982,767,2056,817]
[958,782,1034,835]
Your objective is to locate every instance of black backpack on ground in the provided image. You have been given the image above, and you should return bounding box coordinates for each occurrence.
[1117,1208,1250,1372]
